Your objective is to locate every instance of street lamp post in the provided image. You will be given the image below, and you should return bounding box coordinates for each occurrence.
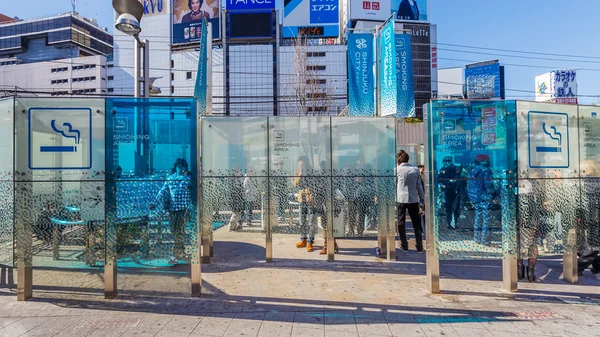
[112,0,149,98]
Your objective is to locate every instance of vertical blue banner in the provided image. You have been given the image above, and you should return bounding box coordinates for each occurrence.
[194,19,208,115]
[378,20,397,116]
[395,34,415,117]
[348,33,375,116]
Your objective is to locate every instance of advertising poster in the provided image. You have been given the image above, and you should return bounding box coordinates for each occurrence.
[378,20,397,116]
[348,33,375,116]
[395,34,414,117]
[349,0,427,22]
[282,0,339,38]
[172,0,220,43]
[465,62,502,99]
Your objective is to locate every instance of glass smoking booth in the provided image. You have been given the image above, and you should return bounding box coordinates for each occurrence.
[200,117,397,263]
[424,100,600,293]
[10,97,199,300]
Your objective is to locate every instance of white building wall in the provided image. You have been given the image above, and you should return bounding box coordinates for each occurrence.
[278,44,347,116]
[110,2,172,96]
[0,55,107,96]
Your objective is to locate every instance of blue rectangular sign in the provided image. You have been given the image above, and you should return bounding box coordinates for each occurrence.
[226,0,275,11]
[379,20,397,116]
[283,0,339,38]
[395,34,415,117]
[348,33,375,116]
[465,63,502,99]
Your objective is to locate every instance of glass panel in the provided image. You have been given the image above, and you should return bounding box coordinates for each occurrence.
[201,117,268,177]
[0,98,13,265]
[270,176,331,254]
[578,105,600,252]
[14,98,106,181]
[429,100,518,260]
[268,118,331,253]
[516,101,579,179]
[332,117,395,176]
[269,117,331,177]
[14,181,104,268]
[105,98,198,289]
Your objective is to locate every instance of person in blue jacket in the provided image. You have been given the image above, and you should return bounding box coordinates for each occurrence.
[467,154,495,245]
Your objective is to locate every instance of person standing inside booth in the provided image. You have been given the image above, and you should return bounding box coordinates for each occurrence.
[151,158,191,264]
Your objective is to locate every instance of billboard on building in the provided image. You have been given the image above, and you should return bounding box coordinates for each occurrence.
[465,60,504,99]
[225,0,275,10]
[554,69,577,104]
[349,0,428,22]
[535,72,554,102]
[172,0,220,44]
[282,0,340,38]
[438,67,463,98]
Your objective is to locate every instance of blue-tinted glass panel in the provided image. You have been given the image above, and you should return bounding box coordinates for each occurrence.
[0,98,13,266]
[429,100,518,260]
[105,98,198,281]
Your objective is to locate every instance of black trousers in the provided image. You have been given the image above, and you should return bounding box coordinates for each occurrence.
[397,202,423,250]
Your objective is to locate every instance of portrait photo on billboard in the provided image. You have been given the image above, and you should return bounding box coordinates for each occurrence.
[172,0,220,43]
[391,0,427,21]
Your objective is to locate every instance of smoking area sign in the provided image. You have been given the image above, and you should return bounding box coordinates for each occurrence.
[28,107,92,170]
[528,111,569,169]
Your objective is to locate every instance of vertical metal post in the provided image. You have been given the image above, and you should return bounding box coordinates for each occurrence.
[423,105,440,294]
[134,39,141,98]
[266,120,273,262]
[143,39,150,98]
[206,24,213,115]
[327,119,334,262]
[16,181,32,301]
[563,228,578,284]
[387,122,396,261]
[191,115,202,297]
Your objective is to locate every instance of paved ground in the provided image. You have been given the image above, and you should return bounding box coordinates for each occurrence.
[0,227,599,337]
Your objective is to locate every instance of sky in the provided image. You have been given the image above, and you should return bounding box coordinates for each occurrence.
[1,0,599,104]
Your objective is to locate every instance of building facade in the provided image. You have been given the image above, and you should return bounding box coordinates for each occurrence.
[0,12,113,97]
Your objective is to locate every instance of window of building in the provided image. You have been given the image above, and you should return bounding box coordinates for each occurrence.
[108,88,114,93]
[171,60,174,68]
[171,73,174,81]
[306,65,326,71]
[307,52,326,57]
[186,72,192,80]
[171,86,175,94]
[108,64,114,68]
[108,76,114,80]
[308,106,328,112]
[306,79,326,84]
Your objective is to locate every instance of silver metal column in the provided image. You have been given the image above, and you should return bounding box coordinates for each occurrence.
[563,251,578,284]
[16,181,33,301]
[502,179,518,293]
[423,105,440,294]
[133,39,141,97]
[192,115,202,297]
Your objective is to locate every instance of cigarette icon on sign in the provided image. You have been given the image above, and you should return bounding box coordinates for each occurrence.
[41,120,81,153]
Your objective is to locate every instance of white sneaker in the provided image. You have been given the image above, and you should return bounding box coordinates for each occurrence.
[168,256,177,264]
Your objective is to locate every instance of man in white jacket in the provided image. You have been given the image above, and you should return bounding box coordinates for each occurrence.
[396,150,425,253]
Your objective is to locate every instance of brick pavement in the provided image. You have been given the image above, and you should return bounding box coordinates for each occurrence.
[0,228,598,337]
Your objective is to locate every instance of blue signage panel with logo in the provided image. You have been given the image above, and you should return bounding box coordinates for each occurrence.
[283,0,339,38]
[378,20,397,116]
[348,33,375,116]
[465,63,503,99]
[28,107,93,170]
[226,0,275,11]
[528,111,570,169]
[395,34,414,117]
